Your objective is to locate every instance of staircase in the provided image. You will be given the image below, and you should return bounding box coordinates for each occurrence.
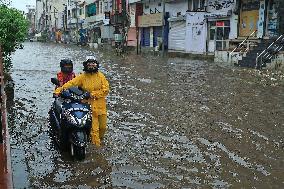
[255,35,284,69]
[235,35,284,69]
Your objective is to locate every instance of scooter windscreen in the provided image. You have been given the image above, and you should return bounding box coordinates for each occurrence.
[61,87,90,101]
[64,102,90,119]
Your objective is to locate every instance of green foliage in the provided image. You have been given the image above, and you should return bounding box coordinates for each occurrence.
[0,4,28,71]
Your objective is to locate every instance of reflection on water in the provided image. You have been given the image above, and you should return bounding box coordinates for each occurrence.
[7,42,284,188]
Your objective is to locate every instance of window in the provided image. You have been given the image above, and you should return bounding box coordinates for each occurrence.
[188,0,206,11]
[193,0,199,11]
[215,20,230,50]
[188,0,192,11]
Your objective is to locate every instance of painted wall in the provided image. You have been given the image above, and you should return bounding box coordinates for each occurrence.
[101,25,114,39]
[207,0,238,39]
[127,27,137,46]
[207,0,235,13]
[53,0,65,30]
[35,1,44,31]
[143,0,188,18]
[129,3,136,27]
[166,0,188,18]
[185,12,207,53]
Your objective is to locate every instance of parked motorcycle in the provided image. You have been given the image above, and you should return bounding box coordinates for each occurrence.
[49,78,92,160]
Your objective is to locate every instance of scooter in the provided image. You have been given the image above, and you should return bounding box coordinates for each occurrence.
[49,78,92,160]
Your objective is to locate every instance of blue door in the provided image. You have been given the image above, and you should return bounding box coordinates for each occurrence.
[153,26,162,47]
[141,27,150,47]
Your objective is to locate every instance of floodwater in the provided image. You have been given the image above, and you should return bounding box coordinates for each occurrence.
[7,42,284,188]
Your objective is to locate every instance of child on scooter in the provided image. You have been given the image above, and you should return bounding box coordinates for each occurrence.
[56,59,76,88]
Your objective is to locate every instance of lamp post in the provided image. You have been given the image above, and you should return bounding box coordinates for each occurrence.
[162,0,165,57]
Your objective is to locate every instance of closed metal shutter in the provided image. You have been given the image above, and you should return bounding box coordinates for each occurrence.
[141,27,150,47]
[153,26,163,47]
[168,21,186,51]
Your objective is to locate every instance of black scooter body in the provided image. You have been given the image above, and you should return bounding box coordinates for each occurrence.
[49,79,92,160]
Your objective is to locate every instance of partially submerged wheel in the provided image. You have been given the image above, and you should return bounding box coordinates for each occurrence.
[71,143,86,160]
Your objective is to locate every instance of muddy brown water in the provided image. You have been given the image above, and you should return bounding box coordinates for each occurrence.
[6,42,284,188]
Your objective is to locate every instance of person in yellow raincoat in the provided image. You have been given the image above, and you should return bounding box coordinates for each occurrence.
[54,56,109,147]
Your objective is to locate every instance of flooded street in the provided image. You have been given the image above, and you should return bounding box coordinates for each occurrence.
[7,42,284,188]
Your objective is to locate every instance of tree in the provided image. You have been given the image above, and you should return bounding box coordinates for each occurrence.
[0,4,28,72]
[0,0,11,6]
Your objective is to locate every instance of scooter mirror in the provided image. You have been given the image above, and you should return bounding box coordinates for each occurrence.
[84,92,90,99]
[51,78,60,86]
[61,90,70,98]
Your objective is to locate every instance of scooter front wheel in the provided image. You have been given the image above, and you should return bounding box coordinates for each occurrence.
[71,143,86,160]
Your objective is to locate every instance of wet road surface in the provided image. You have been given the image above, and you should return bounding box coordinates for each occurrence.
[7,42,284,188]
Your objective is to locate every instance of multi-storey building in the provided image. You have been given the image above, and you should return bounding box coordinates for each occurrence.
[137,0,169,49]
[85,0,113,46]
[26,7,36,38]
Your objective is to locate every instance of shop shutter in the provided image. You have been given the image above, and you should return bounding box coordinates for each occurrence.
[168,21,186,51]
[141,27,150,47]
[153,26,163,47]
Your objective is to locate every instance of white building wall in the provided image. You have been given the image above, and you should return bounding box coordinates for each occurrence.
[167,0,188,18]
[207,0,235,13]
[35,1,44,32]
[143,0,188,18]
[230,14,238,39]
[185,12,207,54]
[51,0,65,30]
[207,0,238,39]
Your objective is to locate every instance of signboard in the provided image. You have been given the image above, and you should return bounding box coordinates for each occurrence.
[257,0,265,38]
[216,21,224,26]
[138,13,163,27]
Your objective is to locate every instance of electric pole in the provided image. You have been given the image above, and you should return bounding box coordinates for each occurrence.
[162,0,165,57]
[122,0,127,51]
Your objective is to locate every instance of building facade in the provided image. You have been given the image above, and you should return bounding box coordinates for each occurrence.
[33,0,283,55]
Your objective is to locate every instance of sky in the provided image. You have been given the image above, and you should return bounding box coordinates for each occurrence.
[11,0,36,12]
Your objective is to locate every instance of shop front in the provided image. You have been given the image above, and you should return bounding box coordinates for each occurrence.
[168,16,186,51]
[205,0,238,52]
[138,12,168,49]
[207,19,231,52]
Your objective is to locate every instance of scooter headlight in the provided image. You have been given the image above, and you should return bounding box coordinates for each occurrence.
[64,110,77,125]
[80,112,91,126]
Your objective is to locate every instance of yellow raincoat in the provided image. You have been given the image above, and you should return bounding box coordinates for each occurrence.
[54,71,109,147]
